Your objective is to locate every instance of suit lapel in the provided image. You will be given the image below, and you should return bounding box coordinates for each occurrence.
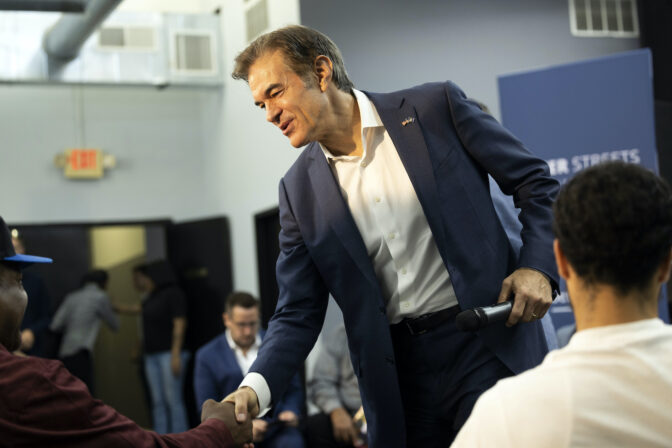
[219,334,244,379]
[307,145,379,290]
[365,91,449,259]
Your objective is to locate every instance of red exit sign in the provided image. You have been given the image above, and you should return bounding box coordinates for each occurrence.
[65,149,103,178]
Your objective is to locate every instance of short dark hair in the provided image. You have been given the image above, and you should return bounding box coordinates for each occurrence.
[224,291,260,314]
[232,25,354,92]
[80,269,108,289]
[553,162,672,295]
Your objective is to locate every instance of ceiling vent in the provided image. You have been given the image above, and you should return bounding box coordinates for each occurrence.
[98,26,157,50]
[170,30,215,75]
[569,0,639,37]
[0,10,222,87]
[245,0,268,42]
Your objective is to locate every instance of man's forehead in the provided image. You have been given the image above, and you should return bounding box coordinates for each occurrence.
[249,51,294,92]
[230,305,259,318]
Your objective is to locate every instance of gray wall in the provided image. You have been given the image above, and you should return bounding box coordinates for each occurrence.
[0,84,221,224]
[301,0,639,120]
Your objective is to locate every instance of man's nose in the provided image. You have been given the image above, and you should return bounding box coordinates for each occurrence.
[266,103,280,124]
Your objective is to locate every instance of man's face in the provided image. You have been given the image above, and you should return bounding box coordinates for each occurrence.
[248,50,328,148]
[224,305,260,350]
[0,266,28,351]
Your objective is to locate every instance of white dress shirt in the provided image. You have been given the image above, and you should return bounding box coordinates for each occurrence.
[321,88,457,324]
[241,89,458,413]
[452,318,672,447]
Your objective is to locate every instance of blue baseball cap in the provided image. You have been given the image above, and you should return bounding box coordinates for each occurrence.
[0,216,52,267]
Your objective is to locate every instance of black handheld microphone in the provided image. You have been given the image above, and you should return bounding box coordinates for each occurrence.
[455,301,513,332]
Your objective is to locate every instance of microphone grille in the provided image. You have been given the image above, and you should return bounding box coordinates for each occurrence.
[455,309,481,332]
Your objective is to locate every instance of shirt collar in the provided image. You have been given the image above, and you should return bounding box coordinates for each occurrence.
[566,318,666,350]
[224,329,261,352]
[320,88,383,161]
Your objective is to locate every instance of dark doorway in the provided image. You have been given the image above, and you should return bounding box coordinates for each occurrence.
[255,207,281,328]
[166,216,234,427]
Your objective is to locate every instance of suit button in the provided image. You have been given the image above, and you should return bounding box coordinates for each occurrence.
[385,356,394,365]
[379,306,386,314]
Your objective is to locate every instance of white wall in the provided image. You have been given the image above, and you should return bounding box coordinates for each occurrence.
[212,0,301,293]
[0,85,221,224]
[301,0,639,121]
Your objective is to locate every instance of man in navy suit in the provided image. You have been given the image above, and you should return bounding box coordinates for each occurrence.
[194,292,304,448]
[225,26,560,447]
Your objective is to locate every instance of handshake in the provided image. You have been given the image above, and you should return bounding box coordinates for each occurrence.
[201,387,260,447]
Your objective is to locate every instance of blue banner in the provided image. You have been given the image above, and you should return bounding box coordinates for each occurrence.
[498,48,669,329]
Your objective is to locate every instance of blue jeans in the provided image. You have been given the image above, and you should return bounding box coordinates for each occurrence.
[144,351,190,434]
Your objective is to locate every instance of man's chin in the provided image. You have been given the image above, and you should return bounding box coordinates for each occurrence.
[287,133,309,148]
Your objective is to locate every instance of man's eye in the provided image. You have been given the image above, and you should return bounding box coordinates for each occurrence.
[271,90,282,97]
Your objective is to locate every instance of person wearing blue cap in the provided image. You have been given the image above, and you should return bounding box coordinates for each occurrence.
[0,216,253,447]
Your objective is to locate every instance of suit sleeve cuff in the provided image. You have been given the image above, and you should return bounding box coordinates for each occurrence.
[240,372,272,417]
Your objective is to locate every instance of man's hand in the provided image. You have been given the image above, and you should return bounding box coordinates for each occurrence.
[201,399,253,447]
[222,386,260,423]
[170,352,181,377]
[277,410,299,427]
[330,407,360,445]
[497,268,552,326]
[252,419,267,443]
[20,329,35,352]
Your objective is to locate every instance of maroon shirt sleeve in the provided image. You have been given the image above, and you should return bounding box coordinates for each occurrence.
[0,349,234,448]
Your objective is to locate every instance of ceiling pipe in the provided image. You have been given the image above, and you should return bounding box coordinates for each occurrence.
[43,0,122,61]
[0,1,86,12]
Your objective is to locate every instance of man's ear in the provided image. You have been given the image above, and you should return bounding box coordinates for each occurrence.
[553,239,570,281]
[222,312,229,329]
[314,55,333,92]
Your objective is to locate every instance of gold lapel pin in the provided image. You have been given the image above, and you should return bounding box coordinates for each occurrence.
[401,117,416,126]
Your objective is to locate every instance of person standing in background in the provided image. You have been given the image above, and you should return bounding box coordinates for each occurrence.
[141,260,190,434]
[50,269,119,395]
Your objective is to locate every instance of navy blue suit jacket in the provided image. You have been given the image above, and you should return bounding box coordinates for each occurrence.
[250,81,560,448]
[193,331,303,417]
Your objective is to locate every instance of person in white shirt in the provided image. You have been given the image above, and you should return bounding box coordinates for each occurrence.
[453,161,672,447]
[223,25,560,448]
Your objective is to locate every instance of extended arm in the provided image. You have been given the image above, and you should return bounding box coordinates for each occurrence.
[446,82,559,324]
[225,178,329,421]
[98,294,120,332]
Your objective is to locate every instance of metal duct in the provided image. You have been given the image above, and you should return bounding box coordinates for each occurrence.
[0,1,85,12]
[43,0,122,60]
